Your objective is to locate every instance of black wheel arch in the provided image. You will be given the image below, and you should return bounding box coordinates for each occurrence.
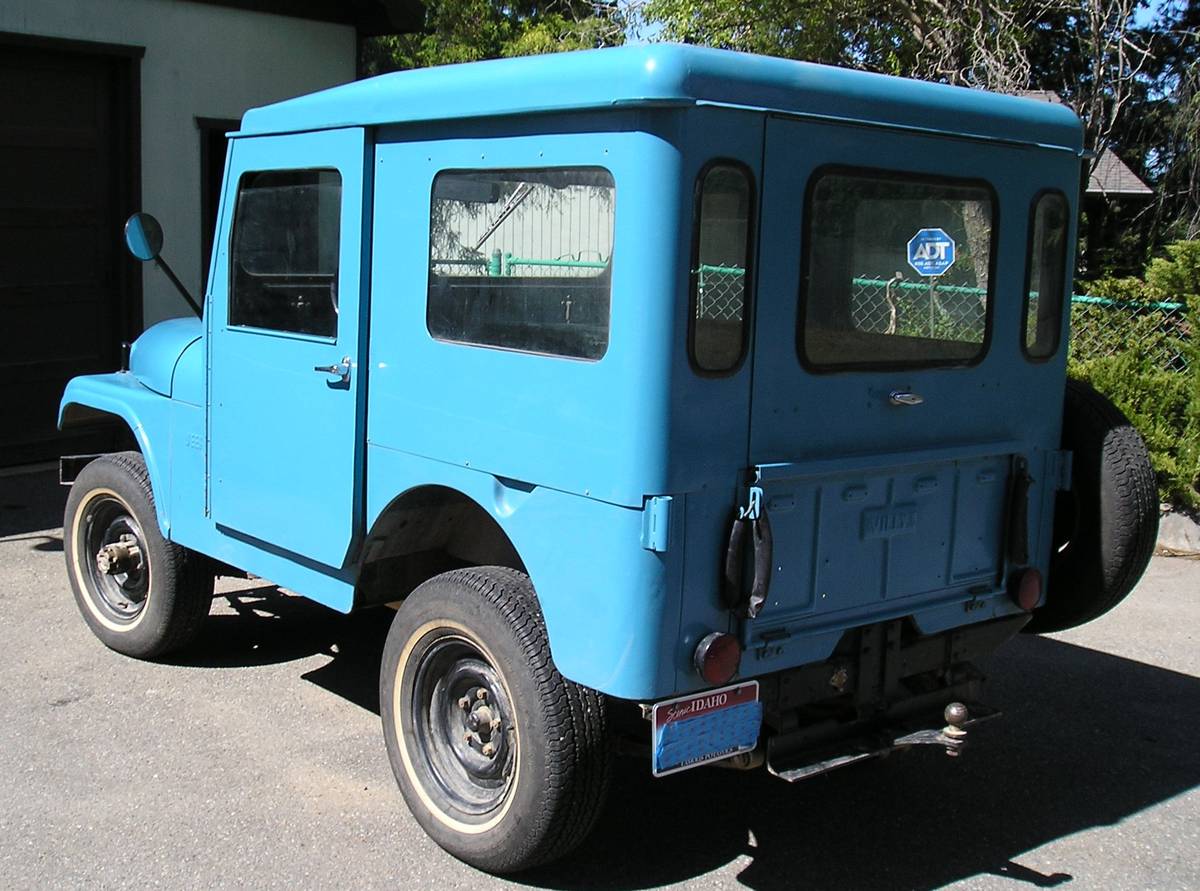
[355,485,525,609]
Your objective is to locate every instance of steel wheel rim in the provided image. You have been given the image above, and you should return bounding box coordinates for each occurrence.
[79,494,150,624]
[409,632,516,820]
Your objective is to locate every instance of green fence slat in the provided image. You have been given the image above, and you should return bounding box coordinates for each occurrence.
[1069,294,1186,311]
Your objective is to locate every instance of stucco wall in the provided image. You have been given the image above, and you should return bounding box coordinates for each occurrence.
[0,0,356,327]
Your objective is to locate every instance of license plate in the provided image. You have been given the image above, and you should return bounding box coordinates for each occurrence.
[651,681,761,777]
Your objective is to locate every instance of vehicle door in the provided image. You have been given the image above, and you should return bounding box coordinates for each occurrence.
[743,116,1074,642]
[208,128,368,568]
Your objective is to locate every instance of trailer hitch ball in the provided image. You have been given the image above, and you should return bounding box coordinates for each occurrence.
[942,702,969,757]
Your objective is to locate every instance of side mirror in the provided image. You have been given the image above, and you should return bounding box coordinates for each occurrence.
[124,212,163,262]
[121,212,202,318]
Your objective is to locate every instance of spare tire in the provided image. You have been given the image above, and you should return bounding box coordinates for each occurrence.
[1027,379,1158,633]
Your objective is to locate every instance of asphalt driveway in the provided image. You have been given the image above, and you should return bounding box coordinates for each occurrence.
[1,467,1197,890]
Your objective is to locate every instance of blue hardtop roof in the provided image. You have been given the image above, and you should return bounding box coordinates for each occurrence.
[238,44,1083,152]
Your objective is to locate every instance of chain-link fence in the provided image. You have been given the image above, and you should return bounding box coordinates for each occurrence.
[850,272,987,343]
[697,264,746,322]
[1068,295,1190,372]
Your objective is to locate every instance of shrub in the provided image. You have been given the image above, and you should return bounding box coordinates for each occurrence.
[1072,241,1200,510]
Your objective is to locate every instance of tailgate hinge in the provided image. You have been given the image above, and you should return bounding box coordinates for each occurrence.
[740,485,764,521]
[640,495,672,553]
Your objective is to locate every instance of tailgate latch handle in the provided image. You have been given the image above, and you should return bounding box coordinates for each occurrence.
[889,390,924,406]
[723,486,773,619]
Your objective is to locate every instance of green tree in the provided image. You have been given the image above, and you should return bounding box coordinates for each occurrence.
[1147,2,1200,242]
[639,0,1038,92]
[361,0,624,75]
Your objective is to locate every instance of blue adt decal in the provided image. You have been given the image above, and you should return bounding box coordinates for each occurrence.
[907,227,956,276]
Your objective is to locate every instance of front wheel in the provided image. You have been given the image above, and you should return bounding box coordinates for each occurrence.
[64,451,212,658]
[380,567,611,874]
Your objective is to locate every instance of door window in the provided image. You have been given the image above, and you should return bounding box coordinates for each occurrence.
[799,168,995,370]
[229,169,342,337]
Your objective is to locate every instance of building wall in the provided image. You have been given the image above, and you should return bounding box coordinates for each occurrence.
[0,0,356,327]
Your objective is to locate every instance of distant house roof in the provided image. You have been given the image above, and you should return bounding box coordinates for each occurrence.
[1020,90,1152,196]
[1088,146,1154,195]
[192,0,423,36]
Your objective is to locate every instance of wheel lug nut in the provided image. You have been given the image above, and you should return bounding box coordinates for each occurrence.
[457,696,471,710]
[490,718,501,731]
[481,742,496,757]
[475,689,488,702]
[463,732,473,743]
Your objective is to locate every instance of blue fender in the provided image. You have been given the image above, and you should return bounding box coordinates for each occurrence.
[364,445,679,700]
[128,317,203,398]
[59,372,175,537]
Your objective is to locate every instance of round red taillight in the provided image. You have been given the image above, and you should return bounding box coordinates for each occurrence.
[694,632,742,685]
[1012,567,1043,611]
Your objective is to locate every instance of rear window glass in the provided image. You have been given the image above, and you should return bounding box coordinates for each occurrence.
[427,168,615,361]
[229,169,341,338]
[1024,191,1070,359]
[691,163,753,373]
[799,169,995,370]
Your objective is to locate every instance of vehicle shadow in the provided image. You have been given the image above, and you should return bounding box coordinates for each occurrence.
[169,585,1200,890]
[0,469,67,541]
[169,586,391,715]
[527,635,1200,891]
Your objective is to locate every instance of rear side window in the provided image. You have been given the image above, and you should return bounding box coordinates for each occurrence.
[427,168,615,361]
[229,169,341,337]
[1024,191,1070,359]
[799,169,995,370]
[690,163,754,373]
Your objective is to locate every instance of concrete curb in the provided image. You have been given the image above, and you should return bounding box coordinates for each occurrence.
[1157,509,1200,557]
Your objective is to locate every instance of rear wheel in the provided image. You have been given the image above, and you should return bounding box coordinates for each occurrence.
[64,451,213,658]
[1030,379,1158,633]
[380,567,611,874]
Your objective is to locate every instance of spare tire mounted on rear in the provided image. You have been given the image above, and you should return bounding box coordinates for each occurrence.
[1030,378,1158,633]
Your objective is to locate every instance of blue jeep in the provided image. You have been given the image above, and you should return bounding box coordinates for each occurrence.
[59,45,1158,873]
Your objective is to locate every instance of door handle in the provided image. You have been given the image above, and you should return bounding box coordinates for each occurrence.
[314,356,352,384]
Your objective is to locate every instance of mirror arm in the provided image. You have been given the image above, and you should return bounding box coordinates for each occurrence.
[154,256,203,318]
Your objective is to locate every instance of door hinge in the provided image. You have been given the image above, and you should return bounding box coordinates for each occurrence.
[641,495,672,553]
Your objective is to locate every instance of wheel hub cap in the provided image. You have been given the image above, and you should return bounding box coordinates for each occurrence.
[80,497,150,622]
[458,688,502,756]
[95,535,142,575]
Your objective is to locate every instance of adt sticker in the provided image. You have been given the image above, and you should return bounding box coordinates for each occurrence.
[907,228,956,277]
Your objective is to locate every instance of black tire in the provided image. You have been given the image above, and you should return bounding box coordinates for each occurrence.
[64,451,213,658]
[380,567,611,874]
[1028,379,1158,633]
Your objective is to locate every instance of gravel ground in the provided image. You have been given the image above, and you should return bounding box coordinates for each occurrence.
[1,467,1197,891]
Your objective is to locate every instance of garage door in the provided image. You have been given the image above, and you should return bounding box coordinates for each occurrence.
[0,41,137,466]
